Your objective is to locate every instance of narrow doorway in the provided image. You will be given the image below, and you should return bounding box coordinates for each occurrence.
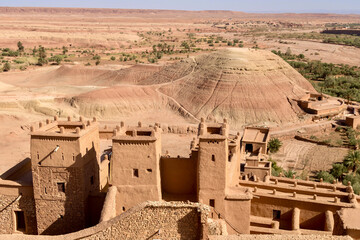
[15,211,26,233]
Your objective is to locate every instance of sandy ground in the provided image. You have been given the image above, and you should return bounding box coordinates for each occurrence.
[261,38,360,66]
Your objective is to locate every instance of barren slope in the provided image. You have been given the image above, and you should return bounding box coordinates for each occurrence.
[1,65,161,87]
[157,48,315,125]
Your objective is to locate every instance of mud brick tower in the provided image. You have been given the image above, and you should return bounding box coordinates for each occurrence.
[110,122,162,214]
[30,117,100,235]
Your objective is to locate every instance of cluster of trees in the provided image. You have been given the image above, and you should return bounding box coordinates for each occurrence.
[270,32,360,49]
[272,49,360,102]
[317,150,360,194]
[315,127,360,194]
[323,35,360,48]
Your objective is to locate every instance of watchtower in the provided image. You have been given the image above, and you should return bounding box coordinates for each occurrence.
[30,116,100,235]
[110,122,162,214]
[197,118,230,215]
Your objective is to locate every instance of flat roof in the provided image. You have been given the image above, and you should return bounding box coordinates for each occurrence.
[30,120,98,138]
[338,208,360,230]
[242,127,268,143]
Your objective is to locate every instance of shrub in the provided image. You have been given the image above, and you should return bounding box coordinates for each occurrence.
[269,159,283,177]
[92,55,101,60]
[330,163,347,180]
[316,171,335,183]
[283,169,296,178]
[2,62,10,72]
[95,60,100,65]
[110,56,116,61]
[353,182,360,195]
[17,41,24,52]
[268,138,282,153]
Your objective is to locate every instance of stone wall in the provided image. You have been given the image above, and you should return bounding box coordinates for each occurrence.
[0,194,37,235]
[0,201,210,240]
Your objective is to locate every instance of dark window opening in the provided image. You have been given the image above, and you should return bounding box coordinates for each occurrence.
[90,176,94,185]
[49,154,52,160]
[108,162,111,177]
[44,188,47,194]
[147,169,152,173]
[273,210,281,220]
[15,211,25,232]
[209,199,215,208]
[37,152,39,160]
[125,131,133,136]
[57,182,65,193]
[61,153,64,160]
[245,144,253,153]
[207,127,221,135]
[137,131,152,136]
[122,207,125,211]
[211,154,215,162]
[228,154,232,162]
[133,169,139,178]
[240,163,245,172]
[72,154,75,161]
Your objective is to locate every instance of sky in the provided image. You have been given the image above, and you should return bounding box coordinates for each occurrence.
[0,0,360,14]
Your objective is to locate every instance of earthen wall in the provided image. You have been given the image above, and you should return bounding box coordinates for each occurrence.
[160,156,197,195]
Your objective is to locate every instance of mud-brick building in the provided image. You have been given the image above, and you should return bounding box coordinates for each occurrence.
[110,122,162,214]
[0,117,104,235]
[30,117,101,234]
[1,116,360,239]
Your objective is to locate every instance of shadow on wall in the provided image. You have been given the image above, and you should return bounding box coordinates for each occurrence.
[300,212,326,231]
[1,158,31,181]
[37,146,103,235]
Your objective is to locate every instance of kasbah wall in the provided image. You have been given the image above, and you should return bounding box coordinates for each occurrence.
[1,116,360,239]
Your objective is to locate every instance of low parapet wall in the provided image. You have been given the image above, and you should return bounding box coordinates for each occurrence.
[0,201,210,240]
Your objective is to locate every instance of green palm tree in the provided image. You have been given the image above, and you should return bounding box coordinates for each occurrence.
[344,150,360,175]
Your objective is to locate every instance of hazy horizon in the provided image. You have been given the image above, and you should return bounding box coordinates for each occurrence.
[0,0,360,14]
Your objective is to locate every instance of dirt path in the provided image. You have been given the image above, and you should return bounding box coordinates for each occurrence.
[154,57,200,122]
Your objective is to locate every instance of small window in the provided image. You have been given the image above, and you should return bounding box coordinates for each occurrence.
[133,169,139,178]
[44,188,47,194]
[72,154,75,161]
[273,210,281,219]
[245,144,253,153]
[57,182,65,193]
[126,131,133,136]
[15,211,25,232]
[137,131,152,136]
[209,199,215,207]
[90,176,94,185]
[211,155,215,162]
[61,153,64,160]
[37,152,39,160]
[122,206,126,211]
[147,169,152,173]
